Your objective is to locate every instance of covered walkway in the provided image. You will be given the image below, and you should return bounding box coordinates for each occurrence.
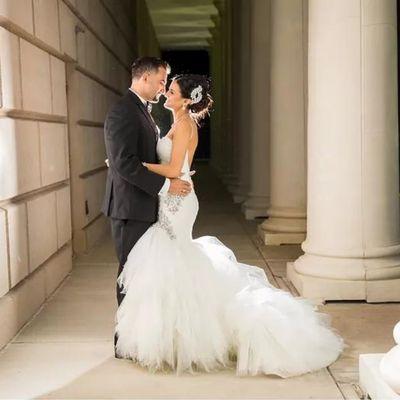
[0,164,398,399]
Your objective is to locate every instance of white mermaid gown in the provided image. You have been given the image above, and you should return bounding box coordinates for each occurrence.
[115,135,345,377]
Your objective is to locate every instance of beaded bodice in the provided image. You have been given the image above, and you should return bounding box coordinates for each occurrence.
[154,135,198,241]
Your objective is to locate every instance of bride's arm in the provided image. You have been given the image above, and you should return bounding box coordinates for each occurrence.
[143,121,191,178]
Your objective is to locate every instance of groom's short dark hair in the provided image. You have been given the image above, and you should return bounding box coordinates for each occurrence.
[131,57,171,80]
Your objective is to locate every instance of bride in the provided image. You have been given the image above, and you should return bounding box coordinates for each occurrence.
[115,74,345,377]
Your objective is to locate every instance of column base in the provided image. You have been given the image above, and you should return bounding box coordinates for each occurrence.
[233,194,247,204]
[257,224,306,245]
[258,208,306,245]
[227,183,239,194]
[231,181,249,204]
[359,354,400,400]
[287,262,400,302]
[221,173,238,188]
[241,195,269,220]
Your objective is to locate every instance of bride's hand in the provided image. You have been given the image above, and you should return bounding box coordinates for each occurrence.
[177,171,195,177]
[142,162,148,168]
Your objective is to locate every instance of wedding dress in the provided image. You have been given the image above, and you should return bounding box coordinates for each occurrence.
[115,134,345,377]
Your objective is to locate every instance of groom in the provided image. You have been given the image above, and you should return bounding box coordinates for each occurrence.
[101,57,192,358]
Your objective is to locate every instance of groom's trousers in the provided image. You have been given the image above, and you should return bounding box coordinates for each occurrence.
[110,218,152,349]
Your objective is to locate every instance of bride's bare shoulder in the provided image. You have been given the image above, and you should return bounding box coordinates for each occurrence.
[171,119,196,140]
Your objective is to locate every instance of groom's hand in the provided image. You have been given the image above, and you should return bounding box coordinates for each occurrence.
[169,178,192,196]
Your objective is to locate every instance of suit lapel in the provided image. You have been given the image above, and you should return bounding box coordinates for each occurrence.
[138,103,158,134]
[126,90,158,136]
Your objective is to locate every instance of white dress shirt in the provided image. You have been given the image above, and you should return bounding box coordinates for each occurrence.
[129,88,170,195]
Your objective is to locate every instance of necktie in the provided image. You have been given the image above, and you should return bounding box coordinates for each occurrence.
[145,101,159,139]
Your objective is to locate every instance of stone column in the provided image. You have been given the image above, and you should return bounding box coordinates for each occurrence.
[209,17,224,173]
[211,1,232,178]
[226,0,242,195]
[241,0,270,220]
[219,0,236,187]
[287,0,400,302]
[258,0,307,244]
[231,0,251,204]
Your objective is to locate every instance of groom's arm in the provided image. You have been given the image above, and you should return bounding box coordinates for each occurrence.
[105,108,166,196]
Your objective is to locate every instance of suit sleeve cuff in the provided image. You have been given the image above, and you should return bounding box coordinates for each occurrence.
[158,178,170,195]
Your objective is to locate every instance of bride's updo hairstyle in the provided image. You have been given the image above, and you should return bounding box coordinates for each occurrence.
[173,74,213,123]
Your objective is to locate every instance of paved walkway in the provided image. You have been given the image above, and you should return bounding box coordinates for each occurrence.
[0,164,398,399]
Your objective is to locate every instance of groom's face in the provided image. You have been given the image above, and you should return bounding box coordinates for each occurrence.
[145,67,168,103]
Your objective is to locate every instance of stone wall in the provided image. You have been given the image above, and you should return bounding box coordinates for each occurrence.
[0,0,160,350]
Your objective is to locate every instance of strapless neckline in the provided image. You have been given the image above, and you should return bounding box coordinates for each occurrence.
[157,133,190,177]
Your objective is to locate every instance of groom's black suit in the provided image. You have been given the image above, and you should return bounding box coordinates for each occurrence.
[101,90,166,350]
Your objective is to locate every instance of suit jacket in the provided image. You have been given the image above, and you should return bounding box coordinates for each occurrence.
[101,90,166,221]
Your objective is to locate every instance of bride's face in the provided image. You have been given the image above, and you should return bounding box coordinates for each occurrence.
[164,80,189,111]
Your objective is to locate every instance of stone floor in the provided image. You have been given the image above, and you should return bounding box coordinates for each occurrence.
[0,164,399,399]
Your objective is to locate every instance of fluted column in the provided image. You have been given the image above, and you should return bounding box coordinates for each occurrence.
[258,0,307,244]
[287,0,400,302]
[231,0,251,203]
[241,0,270,219]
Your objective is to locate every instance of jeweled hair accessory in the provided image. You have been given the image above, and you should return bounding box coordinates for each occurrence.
[190,85,203,104]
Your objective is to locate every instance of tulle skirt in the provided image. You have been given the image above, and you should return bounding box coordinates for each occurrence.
[115,226,345,377]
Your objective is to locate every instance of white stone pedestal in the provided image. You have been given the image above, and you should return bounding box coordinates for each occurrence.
[287,261,400,302]
[233,193,247,204]
[241,196,269,220]
[258,225,305,245]
[359,354,400,400]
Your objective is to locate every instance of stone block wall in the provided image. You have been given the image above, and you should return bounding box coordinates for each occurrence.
[0,0,160,350]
